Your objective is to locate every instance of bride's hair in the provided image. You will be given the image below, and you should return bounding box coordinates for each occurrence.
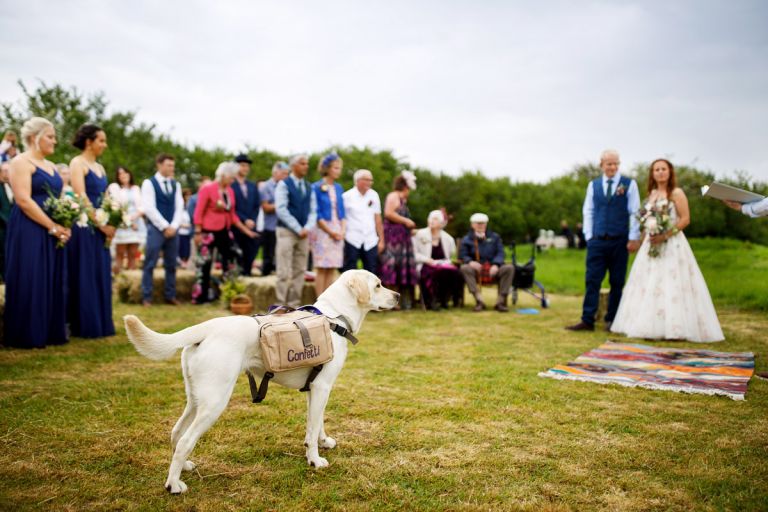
[647,158,676,196]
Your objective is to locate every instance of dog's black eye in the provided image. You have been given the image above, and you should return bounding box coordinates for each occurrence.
[376,284,381,288]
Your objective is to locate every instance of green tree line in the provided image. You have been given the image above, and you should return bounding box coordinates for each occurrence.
[2,80,766,244]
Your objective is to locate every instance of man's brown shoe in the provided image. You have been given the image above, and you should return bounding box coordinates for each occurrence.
[495,303,509,312]
[566,322,594,331]
[142,300,152,307]
[755,372,768,380]
[165,298,181,306]
[473,301,486,312]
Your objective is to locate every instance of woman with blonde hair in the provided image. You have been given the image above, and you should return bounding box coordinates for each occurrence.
[309,153,346,295]
[4,117,71,348]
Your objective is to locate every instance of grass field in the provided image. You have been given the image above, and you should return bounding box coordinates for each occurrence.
[519,238,768,310]
[1,238,767,510]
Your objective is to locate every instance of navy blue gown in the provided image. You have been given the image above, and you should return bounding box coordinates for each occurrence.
[67,170,115,338]
[4,168,68,348]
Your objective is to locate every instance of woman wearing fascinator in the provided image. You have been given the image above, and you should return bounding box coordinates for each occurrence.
[610,159,723,342]
[380,170,419,309]
[309,153,346,296]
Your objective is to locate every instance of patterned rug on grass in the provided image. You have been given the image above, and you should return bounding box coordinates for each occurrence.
[539,341,755,400]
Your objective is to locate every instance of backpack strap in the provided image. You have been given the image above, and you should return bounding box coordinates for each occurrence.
[246,370,274,404]
[293,319,313,348]
[330,322,358,345]
[299,365,324,392]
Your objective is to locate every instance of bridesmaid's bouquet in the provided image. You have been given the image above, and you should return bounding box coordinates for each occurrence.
[43,189,91,248]
[638,198,675,257]
[94,194,132,247]
[95,194,131,229]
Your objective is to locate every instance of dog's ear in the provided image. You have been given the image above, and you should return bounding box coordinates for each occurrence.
[347,274,371,304]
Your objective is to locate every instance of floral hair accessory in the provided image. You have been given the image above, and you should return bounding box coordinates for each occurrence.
[401,170,417,190]
[321,153,340,168]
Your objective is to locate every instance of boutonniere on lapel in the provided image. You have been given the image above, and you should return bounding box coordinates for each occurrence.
[615,184,626,196]
[320,184,330,192]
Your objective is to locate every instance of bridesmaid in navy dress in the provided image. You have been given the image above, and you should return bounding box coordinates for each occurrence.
[4,117,72,348]
[67,124,115,338]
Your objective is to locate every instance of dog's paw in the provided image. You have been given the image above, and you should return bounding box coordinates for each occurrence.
[182,460,196,472]
[307,456,329,469]
[319,436,336,449]
[164,479,188,494]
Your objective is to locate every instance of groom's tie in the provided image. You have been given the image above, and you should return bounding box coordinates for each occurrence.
[606,179,614,199]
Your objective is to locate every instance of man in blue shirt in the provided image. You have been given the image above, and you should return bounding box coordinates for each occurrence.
[232,154,261,276]
[275,154,317,307]
[567,149,641,331]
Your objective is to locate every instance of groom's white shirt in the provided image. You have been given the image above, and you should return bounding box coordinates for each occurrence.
[582,172,641,241]
[741,197,768,218]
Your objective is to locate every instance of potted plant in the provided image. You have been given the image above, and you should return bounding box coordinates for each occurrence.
[219,267,252,315]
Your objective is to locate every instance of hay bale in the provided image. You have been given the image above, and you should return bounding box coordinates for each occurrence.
[115,269,316,309]
[244,275,316,313]
[115,269,200,303]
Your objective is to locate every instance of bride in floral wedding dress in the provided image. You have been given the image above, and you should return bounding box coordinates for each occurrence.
[611,159,724,342]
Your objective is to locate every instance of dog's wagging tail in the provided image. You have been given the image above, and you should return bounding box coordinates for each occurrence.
[124,315,210,360]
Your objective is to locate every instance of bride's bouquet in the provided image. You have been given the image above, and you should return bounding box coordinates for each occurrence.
[43,188,90,248]
[94,194,132,246]
[638,198,675,258]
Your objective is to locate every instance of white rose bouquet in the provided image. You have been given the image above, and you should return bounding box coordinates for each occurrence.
[43,188,90,248]
[95,194,131,247]
[95,194,131,228]
[638,197,675,257]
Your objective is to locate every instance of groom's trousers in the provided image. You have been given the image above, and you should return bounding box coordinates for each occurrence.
[581,237,629,325]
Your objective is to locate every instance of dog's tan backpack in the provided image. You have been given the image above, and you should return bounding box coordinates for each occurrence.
[256,310,334,373]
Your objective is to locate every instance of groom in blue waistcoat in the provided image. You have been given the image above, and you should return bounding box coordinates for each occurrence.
[567,149,641,331]
[232,153,261,276]
[140,153,185,306]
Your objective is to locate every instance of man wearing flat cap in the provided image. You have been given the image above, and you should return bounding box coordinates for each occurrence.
[232,153,261,275]
[458,213,515,312]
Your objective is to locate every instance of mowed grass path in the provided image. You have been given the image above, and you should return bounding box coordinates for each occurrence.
[1,288,767,510]
[527,238,768,310]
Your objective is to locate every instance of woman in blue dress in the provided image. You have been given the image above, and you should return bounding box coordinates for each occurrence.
[67,124,115,338]
[4,117,72,348]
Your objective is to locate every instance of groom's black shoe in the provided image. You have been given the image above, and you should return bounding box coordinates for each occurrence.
[566,322,594,332]
[604,321,613,332]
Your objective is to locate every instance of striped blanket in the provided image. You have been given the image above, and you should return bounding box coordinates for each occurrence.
[539,341,755,400]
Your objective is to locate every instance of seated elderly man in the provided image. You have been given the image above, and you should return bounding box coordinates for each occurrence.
[459,213,515,312]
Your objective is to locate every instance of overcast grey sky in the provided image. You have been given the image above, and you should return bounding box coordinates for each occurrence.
[2,0,767,181]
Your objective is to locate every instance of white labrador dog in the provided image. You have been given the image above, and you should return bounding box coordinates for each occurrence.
[124,269,399,494]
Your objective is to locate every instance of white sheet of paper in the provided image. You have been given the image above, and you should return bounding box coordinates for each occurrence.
[701,182,764,203]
